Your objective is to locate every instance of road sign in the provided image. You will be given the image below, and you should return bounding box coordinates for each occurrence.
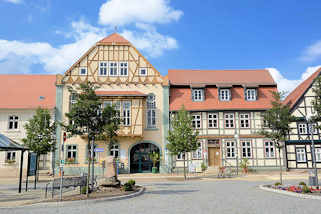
[60,159,65,167]
[94,148,104,152]
[27,153,37,176]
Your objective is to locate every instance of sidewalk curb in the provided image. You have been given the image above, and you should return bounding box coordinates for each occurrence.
[259,185,321,200]
[0,186,145,209]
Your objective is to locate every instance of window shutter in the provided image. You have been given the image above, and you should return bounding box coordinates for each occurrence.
[202,89,205,101]
[229,89,232,101]
[191,89,194,101]
[255,89,258,100]
[244,88,247,101]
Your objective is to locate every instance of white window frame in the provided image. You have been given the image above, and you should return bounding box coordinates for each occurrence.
[110,144,119,158]
[6,151,16,162]
[192,114,201,129]
[177,152,185,160]
[298,123,308,134]
[8,115,19,130]
[192,89,204,102]
[264,141,275,158]
[147,95,156,128]
[224,113,234,128]
[296,148,306,162]
[208,113,218,128]
[192,142,202,159]
[241,141,252,158]
[219,89,230,101]
[79,67,87,75]
[109,62,118,76]
[99,62,108,76]
[103,101,112,108]
[240,113,250,128]
[66,145,77,162]
[119,62,128,76]
[245,89,256,101]
[226,141,236,158]
[139,68,147,76]
[122,101,131,126]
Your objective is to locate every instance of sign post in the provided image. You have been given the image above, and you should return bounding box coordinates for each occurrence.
[26,152,38,191]
[60,132,66,201]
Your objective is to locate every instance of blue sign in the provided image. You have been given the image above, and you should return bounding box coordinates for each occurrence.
[94,148,104,152]
[27,153,37,176]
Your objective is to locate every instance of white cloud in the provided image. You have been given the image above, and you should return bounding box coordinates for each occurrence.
[267,66,321,94]
[99,0,183,26]
[300,40,321,62]
[2,0,22,4]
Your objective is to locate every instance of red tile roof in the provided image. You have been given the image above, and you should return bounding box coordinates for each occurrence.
[170,86,277,111]
[168,69,276,86]
[97,33,130,45]
[0,75,56,109]
[96,91,147,97]
[284,68,321,109]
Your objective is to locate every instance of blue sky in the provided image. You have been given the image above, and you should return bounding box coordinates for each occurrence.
[0,0,321,93]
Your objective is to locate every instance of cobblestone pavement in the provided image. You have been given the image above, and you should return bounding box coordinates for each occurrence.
[1,178,320,214]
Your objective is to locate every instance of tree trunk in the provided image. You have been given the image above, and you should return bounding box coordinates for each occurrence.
[36,154,40,182]
[86,137,91,198]
[183,152,186,180]
[278,147,283,185]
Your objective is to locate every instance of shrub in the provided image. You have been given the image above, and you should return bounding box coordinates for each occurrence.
[201,163,207,171]
[123,182,133,191]
[274,182,281,186]
[299,181,306,186]
[81,186,87,194]
[127,179,135,186]
[302,185,311,194]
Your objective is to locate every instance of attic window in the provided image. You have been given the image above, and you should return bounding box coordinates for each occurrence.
[80,67,87,75]
[192,89,204,102]
[219,89,230,101]
[139,68,147,76]
[245,89,257,101]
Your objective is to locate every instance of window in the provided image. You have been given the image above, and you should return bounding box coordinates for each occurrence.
[99,62,108,76]
[139,68,147,76]
[147,95,156,128]
[309,123,318,134]
[226,141,236,158]
[296,148,306,162]
[177,153,185,160]
[103,101,112,108]
[224,113,234,128]
[115,101,121,119]
[298,123,308,134]
[122,101,131,126]
[265,141,275,158]
[79,67,87,75]
[240,113,250,128]
[241,141,252,158]
[119,62,128,76]
[315,148,321,162]
[8,115,19,130]
[110,144,119,158]
[263,119,269,128]
[192,114,201,129]
[219,89,230,101]
[245,89,257,101]
[192,89,204,102]
[208,113,218,128]
[192,143,202,159]
[109,62,118,76]
[6,151,16,162]
[66,145,77,162]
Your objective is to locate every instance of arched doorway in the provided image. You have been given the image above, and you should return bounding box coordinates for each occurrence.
[130,143,160,173]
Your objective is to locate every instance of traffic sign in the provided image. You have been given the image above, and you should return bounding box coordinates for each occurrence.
[94,148,104,152]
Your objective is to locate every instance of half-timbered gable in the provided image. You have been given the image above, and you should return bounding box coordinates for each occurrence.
[284,68,321,169]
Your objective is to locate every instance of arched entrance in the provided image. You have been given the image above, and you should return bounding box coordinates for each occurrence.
[130,143,160,173]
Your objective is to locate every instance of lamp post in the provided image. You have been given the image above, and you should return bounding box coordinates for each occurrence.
[234,133,239,176]
[306,113,318,186]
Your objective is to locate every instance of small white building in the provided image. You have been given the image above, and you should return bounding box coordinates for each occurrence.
[0,75,56,175]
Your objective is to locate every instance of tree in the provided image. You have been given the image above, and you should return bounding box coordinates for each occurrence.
[312,76,321,122]
[22,108,56,180]
[259,91,294,184]
[166,106,199,180]
[62,82,119,196]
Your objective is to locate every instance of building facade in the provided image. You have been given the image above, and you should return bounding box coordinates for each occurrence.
[284,68,321,169]
[0,75,56,172]
[168,69,283,172]
[55,33,170,175]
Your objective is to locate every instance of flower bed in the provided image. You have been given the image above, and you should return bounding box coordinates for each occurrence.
[268,183,321,195]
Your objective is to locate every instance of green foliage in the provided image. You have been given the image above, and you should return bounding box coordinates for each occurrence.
[149,151,160,167]
[312,76,321,131]
[299,181,306,186]
[22,108,56,155]
[166,105,199,155]
[123,182,133,191]
[127,179,136,186]
[81,186,90,194]
[201,162,207,171]
[274,182,281,186]
[240,158,249,169]
[302,185,311,193]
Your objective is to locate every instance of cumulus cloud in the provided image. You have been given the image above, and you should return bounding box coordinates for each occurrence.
[1,0,22,4]
[267,66,321,94]
[99,0,183,26]
[300,40,321,62]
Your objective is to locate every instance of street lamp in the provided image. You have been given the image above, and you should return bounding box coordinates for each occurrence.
[306,112,318,186]
[234,133,239,176]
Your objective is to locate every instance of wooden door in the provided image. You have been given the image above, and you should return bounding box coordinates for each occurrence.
[208,147,220,167]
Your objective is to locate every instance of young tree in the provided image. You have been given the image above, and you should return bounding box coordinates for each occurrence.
[166,106,199,180]
[260,91,294,184]
[62,82,119,196]
[22,108,56,180]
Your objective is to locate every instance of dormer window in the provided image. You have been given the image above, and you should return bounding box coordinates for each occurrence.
[219,89,230,101]
[245,89,257,101]
[192,89,204,102]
